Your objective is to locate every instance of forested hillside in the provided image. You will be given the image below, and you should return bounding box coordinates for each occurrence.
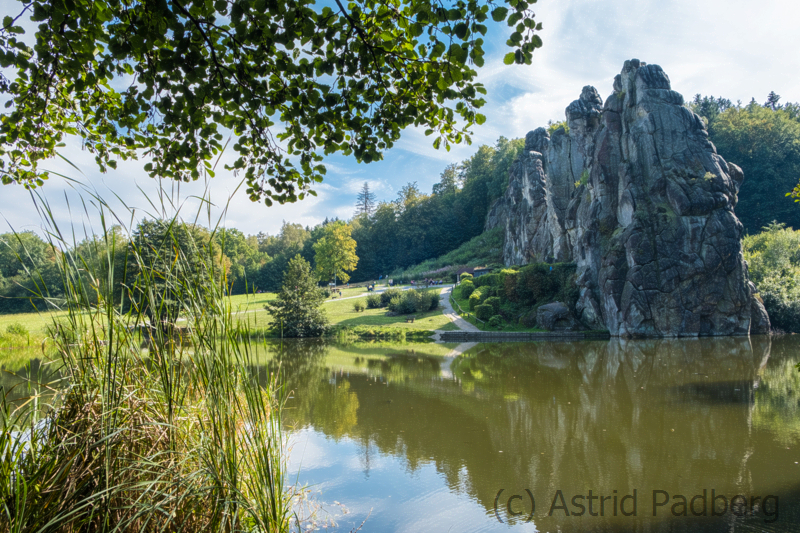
[689,93,800,234]
[0,138,522,311]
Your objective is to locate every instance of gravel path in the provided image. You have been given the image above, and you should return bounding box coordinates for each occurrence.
[436,285,480,333]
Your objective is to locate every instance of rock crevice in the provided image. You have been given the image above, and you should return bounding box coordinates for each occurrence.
[486,59,770,337]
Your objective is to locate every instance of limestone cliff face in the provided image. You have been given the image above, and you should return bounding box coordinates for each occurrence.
[486,59,770,337]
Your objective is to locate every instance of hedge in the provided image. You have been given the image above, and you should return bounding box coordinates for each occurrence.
[475,304,494,321]
[460,280,475,298]
[474,273,502,288]
[469,291,482,311]
[485,296,501,314]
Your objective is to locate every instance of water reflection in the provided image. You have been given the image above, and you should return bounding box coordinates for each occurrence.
[273,336,800,532]
[3,336,799,531]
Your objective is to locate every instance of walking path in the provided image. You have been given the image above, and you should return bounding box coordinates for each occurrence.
[431,285,480,339]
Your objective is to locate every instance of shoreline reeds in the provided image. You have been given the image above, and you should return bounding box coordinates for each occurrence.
[1,186,296,532]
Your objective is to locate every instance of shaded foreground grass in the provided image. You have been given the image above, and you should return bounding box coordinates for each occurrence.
[1,191,297,532]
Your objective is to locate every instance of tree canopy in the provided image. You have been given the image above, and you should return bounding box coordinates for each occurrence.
[690,95,800,234]
[0,0,543,205]
[314,220,358,284]
[266,254,328,337]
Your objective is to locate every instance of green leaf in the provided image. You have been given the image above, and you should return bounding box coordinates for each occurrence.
[503,52,515,65]
[491,7,508,22]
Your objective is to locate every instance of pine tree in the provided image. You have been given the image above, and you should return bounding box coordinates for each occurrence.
[765,91,782,111]
[266,254,328,337]
[355,182,377,216]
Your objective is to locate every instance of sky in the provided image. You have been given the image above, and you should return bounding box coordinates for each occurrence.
[2,0,799,238]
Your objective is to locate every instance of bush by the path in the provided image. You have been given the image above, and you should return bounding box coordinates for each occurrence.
[387,289,440,315]
[460,280,475,298]
[475,304,494,321]
[366,294,382,309]
[485,296,501,314]
[455,262,579,330]
[468,290,482,310]
[380,288,403,306]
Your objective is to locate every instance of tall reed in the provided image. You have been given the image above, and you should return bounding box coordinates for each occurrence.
[1,185,295,532]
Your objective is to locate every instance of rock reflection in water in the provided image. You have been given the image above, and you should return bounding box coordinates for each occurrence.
[272,336,800,532]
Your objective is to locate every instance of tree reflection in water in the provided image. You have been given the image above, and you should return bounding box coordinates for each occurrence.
[202,337,800,531]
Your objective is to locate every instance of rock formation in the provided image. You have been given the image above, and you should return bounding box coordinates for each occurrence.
[486,59,770,337]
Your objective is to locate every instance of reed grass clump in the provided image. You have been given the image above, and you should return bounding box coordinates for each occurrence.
[0,189,296,532]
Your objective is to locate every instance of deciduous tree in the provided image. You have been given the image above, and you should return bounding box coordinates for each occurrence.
[314,221,358,284]
[0,0,543,204]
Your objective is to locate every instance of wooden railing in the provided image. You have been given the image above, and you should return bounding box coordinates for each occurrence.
[449,291,485,326]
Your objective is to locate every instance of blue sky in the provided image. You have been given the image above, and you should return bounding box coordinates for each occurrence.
[2,0,800,237]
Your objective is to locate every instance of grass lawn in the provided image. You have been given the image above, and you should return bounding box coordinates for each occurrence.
[237,289,459,332]
[0,309,72,338]
[0,287,460,347]
[324,295,457,331]
[227,284,394,312]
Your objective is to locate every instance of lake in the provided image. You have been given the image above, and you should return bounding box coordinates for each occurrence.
[3,336,799,532]
[277,336,800,532]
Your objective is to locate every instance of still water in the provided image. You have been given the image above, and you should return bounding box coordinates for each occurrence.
[2,336,799,531]
[275,336,800,532]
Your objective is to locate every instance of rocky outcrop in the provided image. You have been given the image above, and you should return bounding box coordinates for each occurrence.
[535,302,580,331]
[486,59,770,337]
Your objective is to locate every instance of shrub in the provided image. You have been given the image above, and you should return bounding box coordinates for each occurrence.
[403,289,422,311]
[353,300,365,312]
[515,262,578,307]
[460,272,473,281]
[380,288,402,306]
[365,294,382,309]
[460,280,475,298]
[427,291,440,310]
[742,223,800,332]
[321,288,332,299]
[6,322,28,336]
[400,296,417,314]
[469,290,482,311]
[474,273,501,288]
[386,289,439,315]
[761,291,800,333]
[520,310,537,328]
[488,315,503,329]
[485,296,501,314]
[475,304,494,321]
[503,270,519,301]
[517,264,557,302]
